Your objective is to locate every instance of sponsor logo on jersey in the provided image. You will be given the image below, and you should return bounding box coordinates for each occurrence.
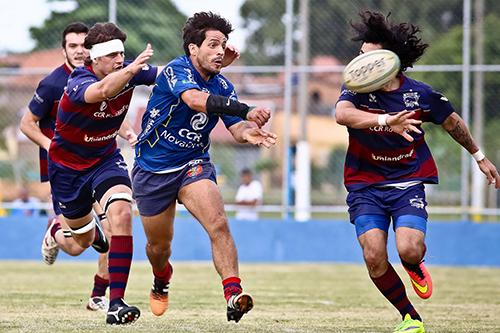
[403,91,420,108]
[369,125,393,132]
[93,104,128,118]
[371,149,414,162]
[159,129,207,149]
[165,66,177,89]
[190,113,208,131]
[84,130,119,143]
[33,92,44,104]
[182,68,196,84]
[218,77,229,89]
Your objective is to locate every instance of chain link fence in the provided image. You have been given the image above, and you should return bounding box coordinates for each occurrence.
[0,0,498,218]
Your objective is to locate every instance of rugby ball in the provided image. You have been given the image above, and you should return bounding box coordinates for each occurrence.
[342,49,400,93]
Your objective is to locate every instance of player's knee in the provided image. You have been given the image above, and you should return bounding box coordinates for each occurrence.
[207,215,230,237]
[363,247,387,268]
[65,244,85,256]
[107,208,133,231]
[397,243,424,262]
[147,240,171,258]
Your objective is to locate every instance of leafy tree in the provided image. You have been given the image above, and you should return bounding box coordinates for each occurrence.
[29,0,186,63]
[239,0,500,65]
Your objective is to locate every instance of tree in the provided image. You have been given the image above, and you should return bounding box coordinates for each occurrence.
[239,0,467,65]
[29,0,187,63]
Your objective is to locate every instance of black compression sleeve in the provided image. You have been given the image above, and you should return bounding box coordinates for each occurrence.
[206,94,249,119]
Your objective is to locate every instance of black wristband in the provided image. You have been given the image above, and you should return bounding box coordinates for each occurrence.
[206,94,249,119]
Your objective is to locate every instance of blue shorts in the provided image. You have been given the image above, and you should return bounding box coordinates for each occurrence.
[132,160,217,217]
[48,150,131,219]
[51,192,62,216]
[346,184,428,237]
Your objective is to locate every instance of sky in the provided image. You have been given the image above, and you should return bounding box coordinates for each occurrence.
[0,0,246,54]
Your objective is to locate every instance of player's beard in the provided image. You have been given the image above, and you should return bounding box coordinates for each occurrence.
[67,58,85,70]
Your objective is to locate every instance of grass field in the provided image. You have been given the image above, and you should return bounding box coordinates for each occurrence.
[0,261,499,333]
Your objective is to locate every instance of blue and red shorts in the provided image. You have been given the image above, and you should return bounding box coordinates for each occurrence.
[48,150,131,219]
[346,184,428,237]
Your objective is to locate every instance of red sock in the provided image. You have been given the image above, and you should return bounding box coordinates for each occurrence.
[49,219,61,238]
[222,276,242,301]
[153,262,173,283]
[91,274,109,297]
[371,263,421,321]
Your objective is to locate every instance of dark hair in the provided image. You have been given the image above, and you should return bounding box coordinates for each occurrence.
[240,168,252,176]
[61,22,89,48]
[84,22,127,65]
[350,11,429,72]
[182,12,233,56]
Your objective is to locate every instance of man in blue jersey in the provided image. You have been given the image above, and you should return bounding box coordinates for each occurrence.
[132,12,277,322]
[335,11,500,333]
[20,22,112,312]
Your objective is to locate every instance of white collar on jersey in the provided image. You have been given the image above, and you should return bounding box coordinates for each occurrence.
[89,39,124,59]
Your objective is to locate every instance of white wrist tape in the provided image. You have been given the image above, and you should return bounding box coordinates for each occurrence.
[89,39,124,59]
[472,150,485,162]
[377,114,388,126]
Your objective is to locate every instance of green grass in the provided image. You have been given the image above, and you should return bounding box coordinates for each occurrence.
[0,262,499,332]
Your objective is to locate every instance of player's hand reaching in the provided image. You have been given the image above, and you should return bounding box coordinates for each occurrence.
[387,110,422,142]
[128,43,154,75]
[477,158,500,189]
[247,107,271,128]
[222,45,240,68]
[243,128,278,148]
[125,130,138,147]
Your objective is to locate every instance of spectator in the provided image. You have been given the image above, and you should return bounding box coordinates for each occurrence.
[235,168,263,221]
[11,185,41,217]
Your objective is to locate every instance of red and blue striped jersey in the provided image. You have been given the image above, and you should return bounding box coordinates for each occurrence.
[28,64,72,181]
[336,75,455,192]
[49,63,157,171]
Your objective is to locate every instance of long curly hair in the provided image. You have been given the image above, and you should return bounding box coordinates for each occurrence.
[350,11,429,72]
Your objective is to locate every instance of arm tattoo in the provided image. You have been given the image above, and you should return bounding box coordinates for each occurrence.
[444,116,477,153]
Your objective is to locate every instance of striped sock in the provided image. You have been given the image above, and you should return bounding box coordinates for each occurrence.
[371,263,421,321]
[108,235,133,303]
[153,262,173,283]
[222,276,242,302]
[91,274,109,297]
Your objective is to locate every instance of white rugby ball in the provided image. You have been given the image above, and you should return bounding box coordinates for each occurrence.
[342,49,400,93]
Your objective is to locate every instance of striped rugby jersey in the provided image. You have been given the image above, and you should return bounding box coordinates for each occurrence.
[336,75,455,192]
[28,63,72,181]
[49,62,157,171]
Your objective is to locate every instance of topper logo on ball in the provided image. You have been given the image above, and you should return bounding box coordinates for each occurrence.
[343,49,400,93]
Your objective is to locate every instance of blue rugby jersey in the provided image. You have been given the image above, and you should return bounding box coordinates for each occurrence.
[28,63,72,181]
[336,75,455,192]
[134,55,242,173]
[49,62,157,171]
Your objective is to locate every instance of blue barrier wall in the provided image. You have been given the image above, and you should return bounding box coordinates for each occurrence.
[1,217,499,266]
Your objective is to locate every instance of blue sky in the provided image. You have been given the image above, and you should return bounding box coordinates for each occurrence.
[0,0,245,54]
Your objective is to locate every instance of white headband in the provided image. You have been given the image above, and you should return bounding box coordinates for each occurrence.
[89,39,124,59]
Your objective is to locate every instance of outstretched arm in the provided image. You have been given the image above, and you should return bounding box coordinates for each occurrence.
[181,89,271,127]
[335,100,422,142]
[442,112,500,188]
[84,44,154,103]
[227,121,277,147]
